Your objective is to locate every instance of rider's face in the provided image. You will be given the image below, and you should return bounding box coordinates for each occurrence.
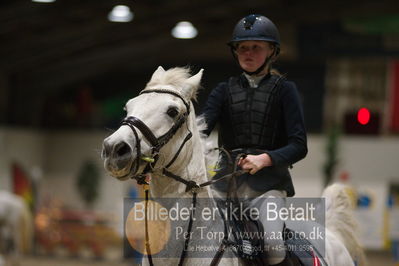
[235,41,274,74]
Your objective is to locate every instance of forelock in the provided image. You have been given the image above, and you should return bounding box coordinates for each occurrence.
[145,67,191,91]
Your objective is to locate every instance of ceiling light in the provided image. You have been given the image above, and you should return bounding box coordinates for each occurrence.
[108,5,133,23]
[171,21,198,39]
[32,0,56,3]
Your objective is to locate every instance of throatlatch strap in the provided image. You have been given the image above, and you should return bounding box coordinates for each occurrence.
[165,131,193,169]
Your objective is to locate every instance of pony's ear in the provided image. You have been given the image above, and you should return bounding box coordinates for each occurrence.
[150,66,165,82]
[182,69,203,100]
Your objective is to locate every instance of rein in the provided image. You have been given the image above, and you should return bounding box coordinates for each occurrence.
[142,168,245,266]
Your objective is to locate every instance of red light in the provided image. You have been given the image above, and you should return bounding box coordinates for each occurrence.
[357,108,370,125]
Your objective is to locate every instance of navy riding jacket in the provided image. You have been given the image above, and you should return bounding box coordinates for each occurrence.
[201,73,308,196]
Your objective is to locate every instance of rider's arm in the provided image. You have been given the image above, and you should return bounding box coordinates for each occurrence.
[265,81,308,167]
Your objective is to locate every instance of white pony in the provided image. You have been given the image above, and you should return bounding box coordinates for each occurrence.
[0,191,33,265]
[102,66,365,266]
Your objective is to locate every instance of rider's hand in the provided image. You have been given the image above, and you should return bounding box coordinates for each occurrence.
[237,153,273,175]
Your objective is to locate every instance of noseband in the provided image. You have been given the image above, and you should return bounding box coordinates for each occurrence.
[120,89,192,183]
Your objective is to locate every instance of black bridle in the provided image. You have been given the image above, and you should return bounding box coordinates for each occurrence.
[120,88,192,183]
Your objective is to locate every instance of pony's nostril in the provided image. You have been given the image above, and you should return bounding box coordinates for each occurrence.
[115,142,131,157]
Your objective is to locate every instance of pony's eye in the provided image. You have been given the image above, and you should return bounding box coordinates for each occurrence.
[166,107,179,118]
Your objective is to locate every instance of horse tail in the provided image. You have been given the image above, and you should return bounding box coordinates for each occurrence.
[18,200,33,254]
[322,183,367,266]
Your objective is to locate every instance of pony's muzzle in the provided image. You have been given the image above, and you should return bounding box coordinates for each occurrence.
[102,139,135,177]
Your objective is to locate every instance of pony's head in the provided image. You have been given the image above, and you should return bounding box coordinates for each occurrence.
[102,66,203,181]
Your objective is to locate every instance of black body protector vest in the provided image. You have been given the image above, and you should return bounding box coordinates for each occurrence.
[221,74,284,150]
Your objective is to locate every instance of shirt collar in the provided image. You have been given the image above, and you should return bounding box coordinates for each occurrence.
[243,72,271,88]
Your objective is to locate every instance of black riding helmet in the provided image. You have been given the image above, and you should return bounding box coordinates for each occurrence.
[228,14,280,75]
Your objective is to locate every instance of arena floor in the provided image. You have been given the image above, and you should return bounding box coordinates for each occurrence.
[12,250,397,266]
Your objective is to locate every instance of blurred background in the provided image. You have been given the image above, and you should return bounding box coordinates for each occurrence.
[0,0,399,265]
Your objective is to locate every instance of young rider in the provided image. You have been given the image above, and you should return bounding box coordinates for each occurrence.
[201,14,308,266]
